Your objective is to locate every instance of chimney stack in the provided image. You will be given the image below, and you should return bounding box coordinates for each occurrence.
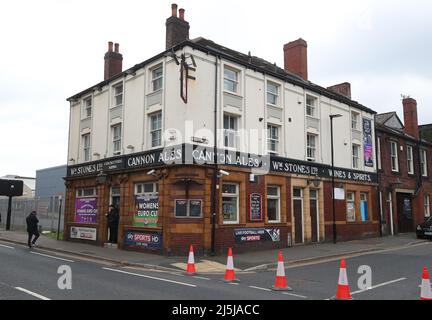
[104,41,123,80]
[403,97,419,139]
[283,38,308,81]
[327,82,352,99]
[166,3,190,50]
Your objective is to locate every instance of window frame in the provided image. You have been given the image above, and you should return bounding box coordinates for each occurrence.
[306,133,317,162]
[267,124,280,155]
[267,185,281,223]
[351,111,360,131]
[82,133,91,162]
[112,123,122,155]
[150,112,162,148]
[266,81,279,106]
[352,144,360,169]
[113,82,123,108]
[223,66,239,94]
[83,96,92,119]
[346,191,356,222]
[135,182,159,196]
[151,64,164,92]
[223,114,239,149]
[221,183,240,225]
[76,187,96,198]
[390,141,399,172]
[425,194,431,218]
[421,149,428,177]
[306,95,318,118]
[360,192,370,222]
[407,145,414,175]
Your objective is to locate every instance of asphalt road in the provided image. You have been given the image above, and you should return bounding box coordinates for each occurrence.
[0,241,431,300]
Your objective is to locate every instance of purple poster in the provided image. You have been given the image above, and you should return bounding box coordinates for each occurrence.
[363,119,374,167]
[75,197,97,223]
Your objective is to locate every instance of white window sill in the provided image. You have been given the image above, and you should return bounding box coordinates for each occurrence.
[266,103,282,109]
[224,90,243,98]
[306,115,320,120]
[223,221,240,225]
[147,89,163,96]
[110,104,123,109]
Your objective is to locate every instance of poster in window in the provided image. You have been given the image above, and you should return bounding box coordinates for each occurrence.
[133,196,159,228]
[175,199,188,217]
[249,193,263,221]
[75,197,97,223]
[346,203,356,222]
[189,200,202,217]
[363,119,374,167]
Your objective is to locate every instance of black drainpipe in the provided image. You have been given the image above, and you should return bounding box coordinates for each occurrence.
[210,55,220,256]
[375,130,383,237]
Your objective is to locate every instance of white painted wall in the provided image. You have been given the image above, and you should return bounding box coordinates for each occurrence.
[67,45,377,173]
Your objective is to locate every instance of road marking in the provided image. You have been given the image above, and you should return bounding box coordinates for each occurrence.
[282,292,308,299]
[350,278,407,296]
[249,286,272,292]
[193,276,211,281]
[103,267,197,288]
[14,287,50,300]
[30,251,75,263]
[0,244,15,249]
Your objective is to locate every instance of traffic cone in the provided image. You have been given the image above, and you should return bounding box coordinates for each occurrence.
[223,248,239,282]
[335,259,352,300]
[420,267,432,300]
[186,245,196,275]
[272,252,292,291]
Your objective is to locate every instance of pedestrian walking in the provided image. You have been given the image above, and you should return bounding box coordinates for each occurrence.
[26,211,40,248]
[106,204,119,244]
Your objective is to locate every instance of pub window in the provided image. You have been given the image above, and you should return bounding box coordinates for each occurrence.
[352,144,360,169]
[83,96,92,118]
[224,66,239,94]
[112,124,122,155]
[267,82,279,106]
[222,183,239,224]
[306,95,318,118]
[150,112,162,148]
[135,182,158,195]
[76,187,96,198]
[346,192,356,222]
[175,199,203,218]
[82,133,91,162]
[267,124,280,155]
[360,192,369,222]
[306,133,317,162]
[267,186,281,223]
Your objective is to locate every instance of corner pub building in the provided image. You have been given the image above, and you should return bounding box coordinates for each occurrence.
[64,4,379,255]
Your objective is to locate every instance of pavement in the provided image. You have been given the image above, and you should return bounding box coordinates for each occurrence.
[0,228,428,274]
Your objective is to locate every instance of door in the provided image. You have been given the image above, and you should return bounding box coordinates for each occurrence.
[293,188,303,244]
[396,193,414,233]
[310,190,319,243]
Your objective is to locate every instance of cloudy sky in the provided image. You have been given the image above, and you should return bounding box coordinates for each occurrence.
[1,0,431,177]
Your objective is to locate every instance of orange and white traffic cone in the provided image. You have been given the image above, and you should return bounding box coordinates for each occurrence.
[223,248,239,282]
[420,267,432,300]
[335,259,352,300]
[272,252,292,291]
[186,244,196,275]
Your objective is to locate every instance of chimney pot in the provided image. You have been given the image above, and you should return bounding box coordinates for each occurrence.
[283,38,308,81]
[171,3,178,17]
[179,8,185,20]
[104,41,123,80]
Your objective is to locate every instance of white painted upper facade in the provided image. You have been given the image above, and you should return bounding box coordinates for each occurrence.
[67,43,377,173]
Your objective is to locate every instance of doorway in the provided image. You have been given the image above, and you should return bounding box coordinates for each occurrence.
[293,188,304,244]
[310,189,319,243]
[107,186,121,245]
[396,193,414,233]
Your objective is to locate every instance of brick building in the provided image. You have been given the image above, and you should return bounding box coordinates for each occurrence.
[64,4,380,255]
[376,98,432,235]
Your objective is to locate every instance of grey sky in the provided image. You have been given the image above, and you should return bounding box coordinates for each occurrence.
[1,0,431,177]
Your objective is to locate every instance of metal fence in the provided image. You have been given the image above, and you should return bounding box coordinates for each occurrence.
[0,196,64,232]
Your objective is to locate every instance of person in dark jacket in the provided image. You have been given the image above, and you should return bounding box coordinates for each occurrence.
[106,205,119,244]
[26,211,40,248]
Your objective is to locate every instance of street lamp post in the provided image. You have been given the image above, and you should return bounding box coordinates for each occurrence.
[330,114,342,244]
